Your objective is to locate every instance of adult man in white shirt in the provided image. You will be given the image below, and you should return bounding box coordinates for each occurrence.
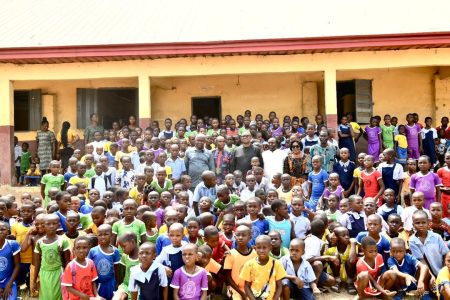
[262,137,287,180]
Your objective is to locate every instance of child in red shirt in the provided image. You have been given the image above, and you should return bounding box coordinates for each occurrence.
[62,236,101,300]
[203,225,230,264]
[358,155,385,206]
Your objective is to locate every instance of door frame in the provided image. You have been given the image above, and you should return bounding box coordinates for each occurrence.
[191,96,222,120]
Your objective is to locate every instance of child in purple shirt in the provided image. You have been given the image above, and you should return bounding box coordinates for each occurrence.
[365,117,382,162]
[410,156,442,209]
[170,244,208,300]
[405,113,422,159]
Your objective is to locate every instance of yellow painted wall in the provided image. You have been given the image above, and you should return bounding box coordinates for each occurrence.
[337,67,438,122]
[435,75,450,122]
[13,78,137,140]
[151,72,323,124]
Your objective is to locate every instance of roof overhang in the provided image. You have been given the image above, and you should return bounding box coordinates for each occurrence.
[1,32,450,64]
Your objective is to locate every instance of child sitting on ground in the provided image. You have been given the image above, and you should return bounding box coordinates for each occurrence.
[269,230,289,260]
[356,213,391,263]
[281,238,320,300]
[436,251,450,299]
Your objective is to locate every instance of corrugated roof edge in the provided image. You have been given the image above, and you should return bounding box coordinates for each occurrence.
[1,31,450,63]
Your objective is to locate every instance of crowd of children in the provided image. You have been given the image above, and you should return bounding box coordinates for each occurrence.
[1,111,450,300]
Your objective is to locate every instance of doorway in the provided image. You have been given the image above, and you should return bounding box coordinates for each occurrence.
[191,96,221,120]
[336,81,355,121]
[97,88,138,128]
[336,79,372,124]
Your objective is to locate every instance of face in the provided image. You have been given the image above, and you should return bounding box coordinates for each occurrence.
[418,157,430,172]
[412,195,424,209]
[312,158,321,169]
[20,205,34,221]
[291,199,304,214]
[120,240,136,255]
[364,156,374,168]
[352,197,363,212]
[92,211,106,227]
[387,216,402,233]
[430,204,443,219]
[366,216,381,234]
[276,203,289,218]
[123,202,137,219]
[74,240,90,259]
[254,240,271,260]
[182,247,197,265]
[246,200,260,216]
[71,198,81,211]
[187,221,200,238]
[363,244,378,260]
[222,219,235,234]
[139,245,156,266]
[59,195,71,211]
[413,214,428,233]
[165,213,179,227]
[0,223,8,240]
[169,228,183,246]
[364,199,376,215]
[89,190,100,202]
[205,234,219,248]
[45,216,60,234]
[327,196,338,209]
[234,205,246,219]
[199,198,211,211]
[269,232,281,249]
[383,190,395,205]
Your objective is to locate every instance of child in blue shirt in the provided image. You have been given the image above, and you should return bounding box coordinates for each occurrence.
[0,221,21,300]
[243,197,269,243]
[356,214,391,263]
[88,224,121,300]
[306,155,329,211]
[388,238,432,299]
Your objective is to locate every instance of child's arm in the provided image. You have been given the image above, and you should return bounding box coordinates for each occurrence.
[290,220,296,241]
[349,238,357,263]
[367,272,395,297]
[173,288,180,300]
[225,270,246,299]
[306,181,312,199]
[200,289,207,300]
[436,185,442,203]
[273,279,283,300]
[357,177,364,196]
[161,286,168,300]
[62,249,71,268]
[114,263,120,289]
[375,177,385,202]
[40,182,45,199]
[20,227,35,252]
[66,286,90,300]
[32,247,41,294]
[222,242,231,254]
[378,132,383,152]
[344,179,355,198]
[418,131,423,153]
[397,179,404,203]
[3,249,20,299]
[244,281,257,300]
[111,233,118,247]
[416,262,429,296]
[131,291,138,300]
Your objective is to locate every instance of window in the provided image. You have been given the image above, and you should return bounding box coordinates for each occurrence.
[14,89,42,131]
[191,96,221,120]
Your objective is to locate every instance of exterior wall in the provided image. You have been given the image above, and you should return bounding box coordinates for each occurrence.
[13,78,138,141]
[435,75,450,122]
[151,73,323,124]
[337,67,438,121]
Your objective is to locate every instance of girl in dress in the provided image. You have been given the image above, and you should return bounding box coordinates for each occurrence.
[364,117,382,162]
[421,117,439,165]
[36,117,56,174]
[338,116,356,161]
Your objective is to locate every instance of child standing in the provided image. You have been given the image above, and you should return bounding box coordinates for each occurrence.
[324,194,342,222]
[40,160,65,207]
[289,197,311,239]
[32,214,71,299]
[61,236,101,300]
[151,167,174,194]
[358,155,385,206]
[364,117,382,162]
[116,232,140,299]
[405,113,422,159]
[395,125,409,165]
[0,221,21,300]
[339,195,365,238]
[88,224,120,300]
[401,191,431,234]
[322,173,344,203]
[142,211,159,245]
[333,148,356,197]
[111,199,146,247]
[410,155,442,209]
[244,197,269,242]
[240,174,257,202]
[267,200,295,249]
[223,225,256,300]
[116,156,136,190]
[337,116,356,161]
[240,235,287,300]
[129,174,146,206]
[381,114,395,150]
[170,243,208,300]
[429,202,450,241]
[203,225,230,265]
[128,243,168,300]
[421,117,439,165]
[306,155,329,211]
[276,174,293,203]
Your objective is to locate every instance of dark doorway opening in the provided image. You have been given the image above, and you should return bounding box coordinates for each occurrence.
[336,79,372,124]
[336,81,355,121]
[97,88,138,129]
[191,96,221,120]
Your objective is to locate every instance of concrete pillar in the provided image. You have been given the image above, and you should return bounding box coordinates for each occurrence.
[138,75,151,129]
[0,79,15,184]
[324,69,338,128]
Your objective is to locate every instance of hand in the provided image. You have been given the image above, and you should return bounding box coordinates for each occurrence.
[294,278,304,289]
[32,281,39,294]
[430,276,436,291]
[403,274,417,287]
[329,256,339,266]
[417,280,425,296]
[165,267,173,278]
[312,286,321,294]
[383,290,396,297]
[350,238,357,245]
[343,190,350,198]
[3,283,12,299]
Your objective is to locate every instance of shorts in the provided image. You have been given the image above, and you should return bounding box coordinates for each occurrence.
[318,271,330,284]
[285,281,316,300]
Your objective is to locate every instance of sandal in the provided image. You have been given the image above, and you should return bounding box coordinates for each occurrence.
[346,283,357,295]
[330,284,340,293]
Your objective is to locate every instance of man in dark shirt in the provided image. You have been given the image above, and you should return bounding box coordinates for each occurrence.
[231,131,264,178]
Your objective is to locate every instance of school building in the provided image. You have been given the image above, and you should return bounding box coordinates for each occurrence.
[1,1,450,184]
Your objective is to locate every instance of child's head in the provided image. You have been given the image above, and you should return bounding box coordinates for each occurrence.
[270,200,289,219]
[363,155,374,169]
[175,204,188,222]
[224,174,235,187]
[181,243,198,267]
[288,238,305,262]
[412,210,429,234]
[311,155,322,170]
[339,148,350,161]
[180,175,192,190]
[156,167,167,183]
[217,185,231,204]
[198,196,212,213]
[266,189,278,205]
[361,236,378,260]
[412,191,425,209]
[334,226,350,246]
[0,221,9,240]
[123,199,137,220]
[234,224,251,247]
[390,238,407,262]
[160,191,172,208]
[254,235,272,260]
[76,162,86,176]
[363,197,377,216]
[383,189,396,206]
[366,214,382,235]
[73,236,91,261]
[290,197,304,216]
[271,173,281,188]
[138,242,157,268]
[246,197,262,217]
[310,219,326,239]
[430,202,443,220]
[197,245,213,268]
[328,173,340,187]
[357,152,366,166]
[222,213,236,235]
[44,213,60,235]
[49,160,61,175]
[121,156,132,170]
[233,201,246,219]
[34,213,46,235]
[164,209,179,228]
[168,222,184,247]
[118,231,137,255]
[268,230,282,251]
[327,194,339,211]
[70,196,81,212]
[88,189,100,205]
[20,201,35,223]
[203,225,220,248]
[66,210,81,233]
[245,174,256,189]
[91,206,106,227]
[202,171,216,188]
[418,155,431,172]
[21,193,32,202]
[387,213,403,234]
[186,217,200,239]
[280,173,291,189]
[55,191,71,212]
[32,197,43,209]
[233,170,243,184]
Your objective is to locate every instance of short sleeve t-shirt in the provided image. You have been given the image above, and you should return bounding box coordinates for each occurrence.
[410,172,442,200]
[112,218,146,245]
[11,222,32,263]
[436,266,450,298]
[356,232,390,256]
[387,254,419,276]
[170,267,208,300]
[394,135,408,149]
[239,257,287,300]
[308,169,329,200]
[61,259,98,300]
[41,173,65,205]
[356,254,386,296]
[223,248,257,291]
[0,240,20,287]
[361,169,382,198]
[128,262,168,296]
[87,245,121,282]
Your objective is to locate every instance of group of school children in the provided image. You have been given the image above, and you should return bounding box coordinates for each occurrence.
[1,110,450,300]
